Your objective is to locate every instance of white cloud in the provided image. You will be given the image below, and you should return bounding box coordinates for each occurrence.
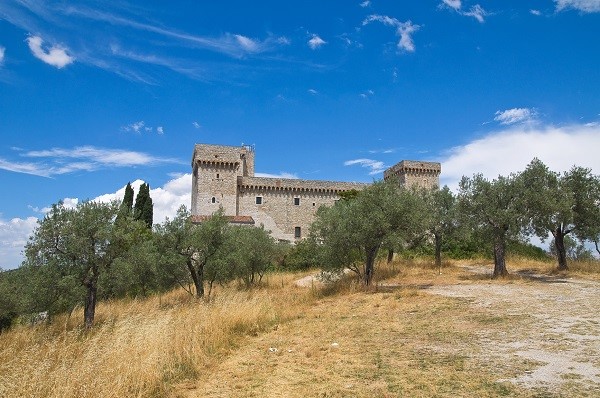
[344,158,386,175]
[0,146,182,177]
[530,9,542,16]
[362,15,421,52]
[26,35,74,68]
[0,174,193,270]
[0,46,5,65]
[360,89,375,98]
[122,121,165,134]
[555,0,600,12]
[234,34,259,53]
[0,216,39,270]
[463,4,487,23]
[308,89,318,95]
[192,121,201,129]
[441,0,462,11]
[308,35,327,50]
[360,1,371,7]
[439,1,488,23]
[494,108,537,125]
[439,123,600,190]
[255,172,299,179]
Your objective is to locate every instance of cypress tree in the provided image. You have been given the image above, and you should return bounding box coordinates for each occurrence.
[123,182,134,212]
[134,183,153,228]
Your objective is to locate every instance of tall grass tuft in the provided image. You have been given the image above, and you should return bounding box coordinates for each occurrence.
[0,282,310,398]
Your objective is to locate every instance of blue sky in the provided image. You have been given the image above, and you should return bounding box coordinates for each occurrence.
[1,0,600,269]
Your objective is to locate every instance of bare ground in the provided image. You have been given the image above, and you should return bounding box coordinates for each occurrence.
[177,265,600,397]
[428,265,600,392]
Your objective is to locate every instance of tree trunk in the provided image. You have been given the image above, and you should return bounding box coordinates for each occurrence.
[554,228,569,271]
[387,249,394,264]
[492,234,508,278]
[434,232,442,271]
[363,246,379,286]
[84,280,98,329]
[186,258,204,298]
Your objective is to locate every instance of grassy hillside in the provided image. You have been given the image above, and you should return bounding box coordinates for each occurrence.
[1,259,598,397]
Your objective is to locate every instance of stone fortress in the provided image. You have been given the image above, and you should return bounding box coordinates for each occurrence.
[191,143,441,242]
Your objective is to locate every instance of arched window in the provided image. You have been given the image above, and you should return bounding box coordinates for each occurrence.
[211,197,216,203]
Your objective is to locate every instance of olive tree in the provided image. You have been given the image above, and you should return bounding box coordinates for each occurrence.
[312,180,426,285]
[521,159,600,270]
[24,200,136,328]
[458,173,527,278]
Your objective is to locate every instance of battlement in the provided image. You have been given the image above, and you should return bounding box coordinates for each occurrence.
[238,176,367,194]
[384,160,441,189]
[191,142,442,242]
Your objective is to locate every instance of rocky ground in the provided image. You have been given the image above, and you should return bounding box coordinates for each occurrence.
[428,265,600,392]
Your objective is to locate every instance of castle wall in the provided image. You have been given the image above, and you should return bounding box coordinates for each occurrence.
[383,160,441,190]
[191,143,441,243]
[237,176,366,241]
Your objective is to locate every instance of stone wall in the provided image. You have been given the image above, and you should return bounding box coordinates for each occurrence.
[191,143,441,243]
[383,160,441,189]
[237,176,366,241]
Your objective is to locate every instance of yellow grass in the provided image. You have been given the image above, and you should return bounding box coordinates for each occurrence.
[0,273,315,398]
[2,261,598,397]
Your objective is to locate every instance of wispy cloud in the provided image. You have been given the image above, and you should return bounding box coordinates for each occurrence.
[0,146,182,177]
[360,1,371,7]
[308,34,327,50]
[555,0,600,12]
[344,158,386,175]
[157,126,164,134]
[494,108,537,125]
[0,2,290,83]
[308,89,318,95]
[439,1,488,23]
[439,123,600,190]
[362,15,421,52]
[26,35,74,68]
[192,121,201,129]
[0,46,5,65]
[360,89,375,98]
[121,121,165,134]
[530,9,542,16]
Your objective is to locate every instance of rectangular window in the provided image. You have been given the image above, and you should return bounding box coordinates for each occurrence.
[294,197,300,206]
[256,196,263,205]
[294,227,301,239]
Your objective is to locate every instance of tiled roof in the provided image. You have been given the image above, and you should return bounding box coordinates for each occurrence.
[190,215,255,225]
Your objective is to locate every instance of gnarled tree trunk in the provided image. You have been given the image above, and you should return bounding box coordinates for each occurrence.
[492,234,508,278]
[553,227,569,271]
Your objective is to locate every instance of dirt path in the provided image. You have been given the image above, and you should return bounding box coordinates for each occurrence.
[177,266,600,397]
[428,266,600,391]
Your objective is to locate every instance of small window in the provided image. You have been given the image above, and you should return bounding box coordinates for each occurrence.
[294,197,300,206]
[312,202,316,207]
[294,227,301,239]
[256,196,263,205]
[216,173,220,179]
[211,197,216,204]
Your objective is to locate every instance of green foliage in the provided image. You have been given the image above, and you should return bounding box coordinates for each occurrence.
[24,200,144,327]
[134,183,154,228]
[283,238,322,270]
[312,180,428,285]
[521,159,600,270]
[458,172,527,277]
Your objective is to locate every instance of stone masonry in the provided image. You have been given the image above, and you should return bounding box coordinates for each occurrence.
[191,143,441,242]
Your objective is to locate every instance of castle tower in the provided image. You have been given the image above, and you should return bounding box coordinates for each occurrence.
[191,144,255,216]
[383,160,441,190]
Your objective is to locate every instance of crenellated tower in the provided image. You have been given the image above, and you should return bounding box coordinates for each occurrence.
[383,160,441,190]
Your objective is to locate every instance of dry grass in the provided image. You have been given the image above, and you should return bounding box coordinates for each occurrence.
[2,260,598,397]
[0,273,315,398]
